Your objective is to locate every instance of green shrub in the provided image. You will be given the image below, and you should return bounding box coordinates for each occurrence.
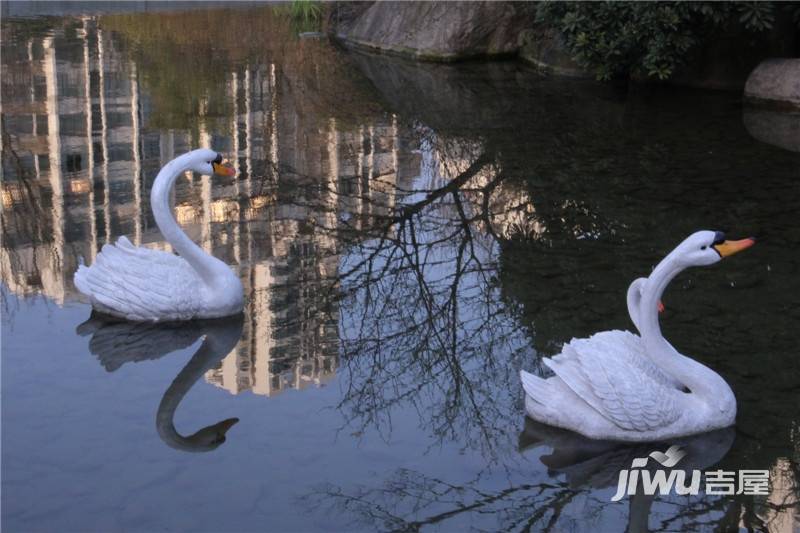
[285,0,324,34]
[537,2,795,81]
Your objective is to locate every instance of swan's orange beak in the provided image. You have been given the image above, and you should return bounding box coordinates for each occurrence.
[213,160,236,177]
[713,237,755,258]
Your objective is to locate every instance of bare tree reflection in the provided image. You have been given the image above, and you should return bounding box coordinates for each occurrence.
[308,422,752,532]
[0,124,65,310]
[294,128,542,457]
[309,468,580,533]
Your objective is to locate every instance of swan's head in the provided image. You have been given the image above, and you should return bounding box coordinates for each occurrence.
[673,230,755,267]
[188,150,235,177]
[183,417,240,452]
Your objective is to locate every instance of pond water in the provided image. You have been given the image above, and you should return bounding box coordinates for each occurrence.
[2,6,799,532]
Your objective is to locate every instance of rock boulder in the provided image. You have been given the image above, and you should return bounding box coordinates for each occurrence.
[744,59,800,108]
[743,107,800,153]
[336,1,537,61]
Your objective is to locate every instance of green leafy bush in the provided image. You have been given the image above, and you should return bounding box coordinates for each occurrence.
[537,2,794,81]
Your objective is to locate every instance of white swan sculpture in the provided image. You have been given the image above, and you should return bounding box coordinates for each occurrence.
[74,148,244,322]
[520,230,755,442]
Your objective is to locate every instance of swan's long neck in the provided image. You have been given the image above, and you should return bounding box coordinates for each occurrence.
[156,321,242,452]
[150,153,220,285]
[638,253,732,403]
[156,337,222,452]
[626,277,646,333]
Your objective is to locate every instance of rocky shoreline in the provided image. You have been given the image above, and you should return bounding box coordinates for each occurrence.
[328,1,798,153]
[329,2,799,99]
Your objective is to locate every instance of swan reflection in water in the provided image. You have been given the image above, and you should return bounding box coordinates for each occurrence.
[307,419,736,531]
[519,419,735,532]
[76,313,244,452]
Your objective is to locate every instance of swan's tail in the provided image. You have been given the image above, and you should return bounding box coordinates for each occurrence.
[520,370,552,405]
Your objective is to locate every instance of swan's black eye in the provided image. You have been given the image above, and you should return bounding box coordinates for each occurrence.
[701,245,707,250]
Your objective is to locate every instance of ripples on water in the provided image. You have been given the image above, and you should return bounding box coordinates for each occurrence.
[2,5,799,532]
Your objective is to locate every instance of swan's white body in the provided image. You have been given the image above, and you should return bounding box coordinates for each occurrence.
[520,231,754,442]
[74,149,243,321]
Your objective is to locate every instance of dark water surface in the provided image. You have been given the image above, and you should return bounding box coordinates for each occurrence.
[2,6,799,532]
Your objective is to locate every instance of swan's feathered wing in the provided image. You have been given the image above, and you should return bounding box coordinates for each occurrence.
[76,316,205,371]
[74,236,202,321]
[543,330,681,432]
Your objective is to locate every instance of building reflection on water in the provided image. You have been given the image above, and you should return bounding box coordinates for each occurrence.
[0,17,420,398]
